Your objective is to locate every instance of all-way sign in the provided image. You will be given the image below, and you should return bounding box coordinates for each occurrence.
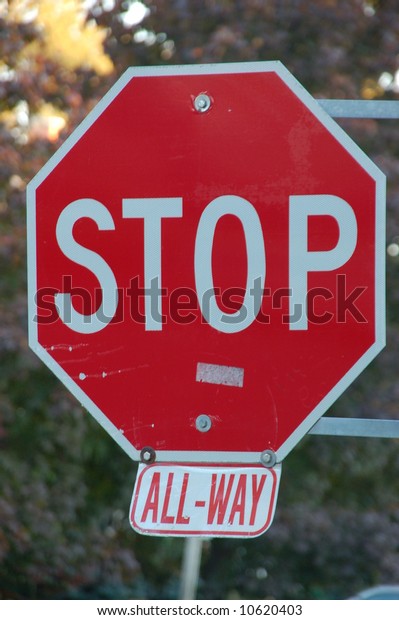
[130,463,281,537]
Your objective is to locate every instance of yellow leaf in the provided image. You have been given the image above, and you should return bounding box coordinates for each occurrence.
[8,0,114,75]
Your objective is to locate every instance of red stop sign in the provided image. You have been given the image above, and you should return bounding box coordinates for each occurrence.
[27,63,385,464]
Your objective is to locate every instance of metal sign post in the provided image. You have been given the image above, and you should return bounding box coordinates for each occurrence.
[180,538,203,600]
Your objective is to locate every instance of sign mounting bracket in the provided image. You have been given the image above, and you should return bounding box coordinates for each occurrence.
[310,97,397,441]
[318,98,399,119]
[309,417,399,439]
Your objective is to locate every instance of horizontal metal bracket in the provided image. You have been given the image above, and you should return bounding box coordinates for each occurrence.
[310,99,399,438]
[318,99,399,119]
[309,417,399,439]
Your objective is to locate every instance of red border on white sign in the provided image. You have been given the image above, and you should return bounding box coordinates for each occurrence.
[130,462,282,538]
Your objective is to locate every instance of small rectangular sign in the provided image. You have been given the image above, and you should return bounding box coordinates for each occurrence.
[130,462,281,537]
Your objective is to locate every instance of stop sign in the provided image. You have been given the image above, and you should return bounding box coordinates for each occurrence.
[27,62,385,464]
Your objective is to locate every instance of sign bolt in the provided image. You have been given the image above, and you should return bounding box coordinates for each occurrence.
[196,414,212,433]
[140,446,156,464]
[194,94,211,113]
[260,449,277,468]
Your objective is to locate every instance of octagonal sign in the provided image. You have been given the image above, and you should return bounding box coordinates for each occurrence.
[27,62,385,464]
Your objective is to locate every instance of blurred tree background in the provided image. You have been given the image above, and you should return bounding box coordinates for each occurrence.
[0,0,399,600]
